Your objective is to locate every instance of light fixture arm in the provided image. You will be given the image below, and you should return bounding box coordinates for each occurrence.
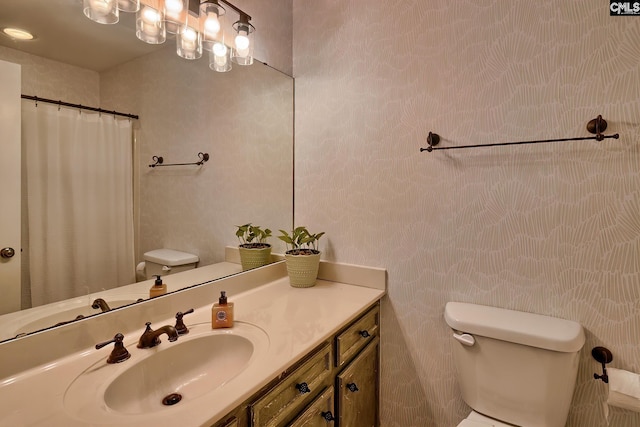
[199,0,251,22]
[217,0,251,22]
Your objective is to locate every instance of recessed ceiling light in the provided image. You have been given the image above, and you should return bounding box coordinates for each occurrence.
[2,27,35,41]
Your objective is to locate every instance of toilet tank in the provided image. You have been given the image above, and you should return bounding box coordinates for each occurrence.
[143,249,199,279]
[444,302,585,427]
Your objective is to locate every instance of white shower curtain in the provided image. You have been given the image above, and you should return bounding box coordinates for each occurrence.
[22,101,135,306]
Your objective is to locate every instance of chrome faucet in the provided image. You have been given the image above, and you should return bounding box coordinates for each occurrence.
[91,298,111,312]
[137,322,179,348]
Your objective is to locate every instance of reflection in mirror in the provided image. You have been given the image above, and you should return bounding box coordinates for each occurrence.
[0,0,293,342]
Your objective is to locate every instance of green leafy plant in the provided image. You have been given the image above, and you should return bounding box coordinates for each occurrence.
[236,223,272,249]
[278,226,325,255]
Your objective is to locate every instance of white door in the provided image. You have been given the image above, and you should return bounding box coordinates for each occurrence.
[0,59,21,314]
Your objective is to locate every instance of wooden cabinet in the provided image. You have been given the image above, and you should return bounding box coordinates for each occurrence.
[336,337,379,427]
[211,302,380,427]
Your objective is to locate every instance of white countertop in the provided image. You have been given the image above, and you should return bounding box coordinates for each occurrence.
[0,263,385,427]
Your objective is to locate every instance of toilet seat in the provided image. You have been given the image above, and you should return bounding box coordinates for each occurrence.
[457,420,493,427]
[457,411,518,427]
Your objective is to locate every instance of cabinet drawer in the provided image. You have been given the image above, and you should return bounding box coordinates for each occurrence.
[336,304,379,367]
[250,342,333,427]
[289,386,335,427]
[215,418,238,427]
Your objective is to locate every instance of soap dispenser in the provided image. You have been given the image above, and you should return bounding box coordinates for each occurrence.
[212,291,234,329]
[149,275,167,298]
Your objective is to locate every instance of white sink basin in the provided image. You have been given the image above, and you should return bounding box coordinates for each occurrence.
[105,333,254,414]
[64,321,269,422]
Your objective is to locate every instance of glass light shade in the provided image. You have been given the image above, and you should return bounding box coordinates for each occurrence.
[83,0,119,24]
[163,0,187,34]
[231,21,255,66]
[136,4,166,44]
[209,42,231,72]
[117,0,139,12]
[176,25,202,60]
[199,2,225,50]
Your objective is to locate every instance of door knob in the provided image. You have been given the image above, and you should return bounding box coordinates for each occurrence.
[0,247,15,259]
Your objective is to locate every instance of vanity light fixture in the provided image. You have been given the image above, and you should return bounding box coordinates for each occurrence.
[83,0,119,24]
[231,12,254,65]
[117,0,140,13]
[164,0,188,34]
[176,17,202,59]
[209,33,231,72]
[82,0,255,72]
[136,0,166,44]
[200,0,225,49]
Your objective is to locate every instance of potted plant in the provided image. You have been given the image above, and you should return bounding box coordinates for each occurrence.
[278,226,325,288]
[236,223,272,271]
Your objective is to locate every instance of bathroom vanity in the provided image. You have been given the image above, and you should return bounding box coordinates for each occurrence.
[0,260,385,427]
[214,303,380,427]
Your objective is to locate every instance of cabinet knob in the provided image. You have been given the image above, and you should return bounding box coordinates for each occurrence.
[321,411,335,422]
[359,330,370,338]
[295,382,311,394]
[346,382,359,392]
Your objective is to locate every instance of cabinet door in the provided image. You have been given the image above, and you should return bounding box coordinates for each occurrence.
[336,337,379,427]
[289,386,336,427]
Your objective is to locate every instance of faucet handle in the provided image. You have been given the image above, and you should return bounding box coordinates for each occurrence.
[137,322,160,348]
[95,333,131,364]
[174,308,195,335]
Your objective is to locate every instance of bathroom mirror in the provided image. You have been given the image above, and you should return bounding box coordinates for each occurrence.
[0,0,293,342]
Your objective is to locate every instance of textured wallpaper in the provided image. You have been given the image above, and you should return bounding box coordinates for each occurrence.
[0,46,99,106]
[293,1,640,426]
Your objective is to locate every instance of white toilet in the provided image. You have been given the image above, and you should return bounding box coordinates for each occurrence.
[136,248,199,281]
[444,302,585,427]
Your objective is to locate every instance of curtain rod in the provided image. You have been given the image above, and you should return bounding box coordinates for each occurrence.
[21,95,139,120]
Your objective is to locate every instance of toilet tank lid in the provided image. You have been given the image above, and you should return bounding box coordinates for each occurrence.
[143,249,199,266]
[444,302,585,353]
